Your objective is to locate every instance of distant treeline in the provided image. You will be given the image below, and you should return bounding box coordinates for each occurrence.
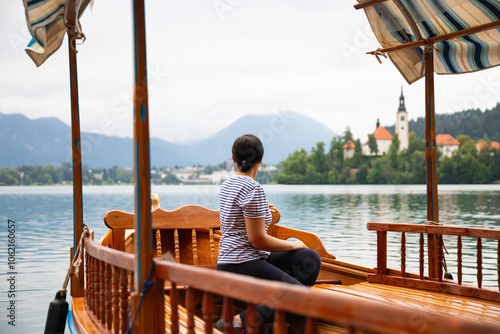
[386,103,500,141]
[0,163,180,186]
[275,131,500,185]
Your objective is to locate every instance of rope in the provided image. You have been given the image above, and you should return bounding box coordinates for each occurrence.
[424,220,453,279]
[373,46,388,64]
[61,224,90,294]
[424,220,440,225]
[126,261,165,334]
[68,33,87,53]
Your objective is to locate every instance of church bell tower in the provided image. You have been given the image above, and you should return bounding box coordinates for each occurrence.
[395,86,409,151]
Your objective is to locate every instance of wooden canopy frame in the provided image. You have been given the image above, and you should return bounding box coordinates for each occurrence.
[355,0,500,278]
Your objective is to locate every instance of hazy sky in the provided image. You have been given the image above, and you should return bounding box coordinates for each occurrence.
[1,1,499,145]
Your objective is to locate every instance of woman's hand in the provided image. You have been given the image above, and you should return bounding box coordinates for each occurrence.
[290,240,307,250]
[268,203,276,213]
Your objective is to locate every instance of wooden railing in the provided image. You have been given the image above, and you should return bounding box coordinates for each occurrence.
[82,235,500,334]
[84,235,135,333]
[367,222,500,302]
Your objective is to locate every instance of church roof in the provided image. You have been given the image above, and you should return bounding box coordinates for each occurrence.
[476,141,500,151]
[373,126,393,140]
[343,141,355,149]
[436,134,460,146]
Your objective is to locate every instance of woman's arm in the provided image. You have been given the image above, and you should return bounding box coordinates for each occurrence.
[245,217,306,252]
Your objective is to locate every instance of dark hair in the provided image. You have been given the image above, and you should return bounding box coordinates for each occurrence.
[232,134,264,173]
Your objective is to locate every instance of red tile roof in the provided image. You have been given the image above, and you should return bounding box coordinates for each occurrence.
[343,141,355,149]
[373,126,393,140]
[476,141,500,151]
[436,134,460,146]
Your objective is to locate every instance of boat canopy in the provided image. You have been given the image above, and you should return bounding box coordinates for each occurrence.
[355,0,500,83]
[23,0,92,67]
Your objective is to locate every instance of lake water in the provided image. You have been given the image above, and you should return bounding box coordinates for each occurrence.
[1,184,499,333]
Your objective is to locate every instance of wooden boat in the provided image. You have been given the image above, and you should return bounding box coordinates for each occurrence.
[23,1,500,333]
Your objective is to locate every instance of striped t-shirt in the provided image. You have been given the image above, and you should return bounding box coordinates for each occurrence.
[218,175,272,264]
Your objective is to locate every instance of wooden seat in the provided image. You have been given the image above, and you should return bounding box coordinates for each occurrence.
[103,204,282,267]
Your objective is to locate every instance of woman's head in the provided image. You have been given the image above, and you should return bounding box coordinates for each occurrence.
[232,134,264,173]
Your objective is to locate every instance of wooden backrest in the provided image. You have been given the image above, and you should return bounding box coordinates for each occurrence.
[103,204,281,266]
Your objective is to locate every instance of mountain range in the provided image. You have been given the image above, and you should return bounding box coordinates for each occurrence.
[0,112,338,168]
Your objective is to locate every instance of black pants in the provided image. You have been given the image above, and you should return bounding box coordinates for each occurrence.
[216,248,321,327]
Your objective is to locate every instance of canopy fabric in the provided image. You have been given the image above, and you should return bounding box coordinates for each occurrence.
[23,0,91,67]
[358,0,500,83]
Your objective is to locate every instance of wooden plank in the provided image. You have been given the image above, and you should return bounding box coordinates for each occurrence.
[367,222,500,239]
[315,281,500,327]
[376,231,387,275]
[425,47,440,279]
[273,225,335,259]
[71,297,101,334]
[164,295,223,334]
[320,258,376,274]
[105,205,281,230]
[84,237,135,271]
[104,210,134,229]
[368,274,500,303]
[353,0,388,10]
[366,20,500,55]
[154,259,500,334]
[69,32,84,298]
[153,206,221,229]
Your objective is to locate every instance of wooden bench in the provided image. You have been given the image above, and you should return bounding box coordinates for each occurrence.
[102,204,282,267]
[102,204,341,289]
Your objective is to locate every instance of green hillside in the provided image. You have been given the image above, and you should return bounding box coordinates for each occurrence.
[386,103,500,141]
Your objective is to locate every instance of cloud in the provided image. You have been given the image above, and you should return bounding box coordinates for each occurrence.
[1,0,499,146]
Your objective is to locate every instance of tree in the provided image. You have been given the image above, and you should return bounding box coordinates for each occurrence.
[389,133,400,168]
[327,137,344,170]
[275,149,309,184]
[456,135,477,157]
[0,168,20,185]
[367,134,378,156]
[457,154,489,183]
[310,142,327,174]
[342,127,354,144]
[367,156,392,184]
[410,150,426,184]
[351,139,363,167]
[356,164,369,184]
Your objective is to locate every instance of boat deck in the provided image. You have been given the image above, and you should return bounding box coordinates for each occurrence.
[314,282,500,328]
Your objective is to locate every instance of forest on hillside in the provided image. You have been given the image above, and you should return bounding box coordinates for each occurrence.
[274,130,499,185]
[274,104,500,185]
[386,103,500,141]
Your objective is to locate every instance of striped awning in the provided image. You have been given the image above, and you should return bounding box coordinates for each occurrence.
[356,0,500,83]
[23,0,91,67]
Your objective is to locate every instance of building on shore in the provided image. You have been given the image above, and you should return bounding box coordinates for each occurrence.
[476,140,500,153]
[436,134,460,158]
[362,119,393,156]
[362,88,410,156]
[343,141,356,159]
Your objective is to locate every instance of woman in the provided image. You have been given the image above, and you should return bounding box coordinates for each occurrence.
[216,134,321,331]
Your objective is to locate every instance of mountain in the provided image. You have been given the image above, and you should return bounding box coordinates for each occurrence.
[186,112,336,165]
[0,112,337,168]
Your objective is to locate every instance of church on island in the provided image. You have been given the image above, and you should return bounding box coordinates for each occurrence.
[351,87,409,157]
[344,87,462,158]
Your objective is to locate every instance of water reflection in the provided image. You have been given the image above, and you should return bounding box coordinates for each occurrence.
[263,184,499,289]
